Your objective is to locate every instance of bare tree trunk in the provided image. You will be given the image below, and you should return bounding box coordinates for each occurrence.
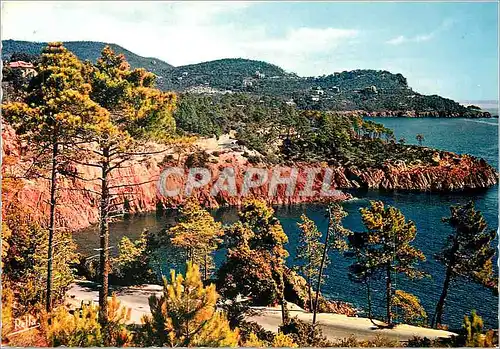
[366,280,380,327]
[386,265,392,326]
[307,275,313,312]
[313,218,331,325]
[98,147,110,330]
[279,269,287,325]
[432,266,453,328]
[45,138,58,313]
[203,252,208,282]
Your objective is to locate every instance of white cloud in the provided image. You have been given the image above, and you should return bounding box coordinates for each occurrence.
[386,35,406,45]
[1,1,359,75]
[386,18,454,46]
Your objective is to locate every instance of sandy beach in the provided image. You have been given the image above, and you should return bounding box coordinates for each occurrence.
[66,281,456,342]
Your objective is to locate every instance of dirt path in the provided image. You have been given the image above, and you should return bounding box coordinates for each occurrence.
[67,281,456,342]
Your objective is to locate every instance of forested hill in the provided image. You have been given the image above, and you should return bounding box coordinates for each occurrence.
[2,39,490,116]
[2,39,173,78]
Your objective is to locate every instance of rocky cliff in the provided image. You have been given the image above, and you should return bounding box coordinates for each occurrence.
[2,123,497,231]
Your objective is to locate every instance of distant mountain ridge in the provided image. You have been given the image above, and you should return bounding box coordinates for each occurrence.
[2,39,173,77]
[1,39,491,117]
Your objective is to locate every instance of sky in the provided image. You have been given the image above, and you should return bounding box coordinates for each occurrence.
[1,1,498,101]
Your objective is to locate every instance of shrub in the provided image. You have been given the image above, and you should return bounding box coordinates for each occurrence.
[238,320,275,344]
[45,295,132,347]
[271,332,298,347]
[280,316,331,346]
[462,310,496,347]
[185,150,210,168]
[139,262,239,347]
[46,304,102,347]
[393,290,428,326]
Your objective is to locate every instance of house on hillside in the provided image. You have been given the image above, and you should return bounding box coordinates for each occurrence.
[312,86,325,95]
[8,61,37,78]
[242,78,254,87]
[255,70,265,79]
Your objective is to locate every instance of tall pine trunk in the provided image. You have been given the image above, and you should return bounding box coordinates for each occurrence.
[98,147,110,329]
[366,280,379,327]
[386,265,392,326]
[45,137,59,313]
[313,218,331,325]
[203,251,208,282]
[307,274,313,312]
[279,269,287,325]
[433,265,453,328]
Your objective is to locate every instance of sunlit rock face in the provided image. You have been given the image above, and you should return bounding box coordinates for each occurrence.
[2,123,496,231]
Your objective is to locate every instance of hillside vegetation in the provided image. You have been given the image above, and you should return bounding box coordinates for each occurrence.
[2,39,173,78]
[2,39,491,116]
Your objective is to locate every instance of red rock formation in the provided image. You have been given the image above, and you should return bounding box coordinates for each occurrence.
[2,123,497,231]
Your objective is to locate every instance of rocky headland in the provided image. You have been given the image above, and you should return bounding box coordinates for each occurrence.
[2,124,497,231]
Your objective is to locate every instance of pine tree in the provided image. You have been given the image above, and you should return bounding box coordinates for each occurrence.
[72,46,178,328]
[432,202,496,328]
[219,199,289,324]
[2,42,109,312]
[141,262,239,347]
[312,204,351,325]
[295,214,324,312]
[47,303,102,347]
[347,201,426,326]
[46,295,131,347]
[462,310,496,347]
[393,290,427,326]
[166,199,223,281]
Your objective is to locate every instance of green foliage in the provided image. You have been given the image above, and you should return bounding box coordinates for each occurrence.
[347,201,427,325]
[166,199,223,280]
[218,243,280,305]
[4,40,487,116]
[2,206,78,314]
[46,295,132,347]
[174,94,224,136]
[462,310,496,347]
[393,290,427,326]
[280,317,331,347]
[184,149,211,168]
[86,45,177,143]
[438,201,496,286]
[111,231,158,285]
[332,334,400,347]
[139,262,239,347]
[238,321,276,345]
[2,39,174,85]
[271,332,298,347]
[295,215,324,311]
[47,304,102,347]
[218,200,289,307]
[433,201,497,327]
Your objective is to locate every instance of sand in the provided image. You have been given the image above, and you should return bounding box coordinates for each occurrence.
[66,281,456,342]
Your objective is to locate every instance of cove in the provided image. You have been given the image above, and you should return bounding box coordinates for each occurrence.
[75,117,498,329]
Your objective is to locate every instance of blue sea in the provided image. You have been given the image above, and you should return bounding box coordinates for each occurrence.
[76,118,498,329]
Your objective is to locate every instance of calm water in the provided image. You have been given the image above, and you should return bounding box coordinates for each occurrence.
[76,118,498,328]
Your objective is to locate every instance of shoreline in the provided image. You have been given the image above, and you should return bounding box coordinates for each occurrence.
[3,124,497,232]
[66,280,457,342]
